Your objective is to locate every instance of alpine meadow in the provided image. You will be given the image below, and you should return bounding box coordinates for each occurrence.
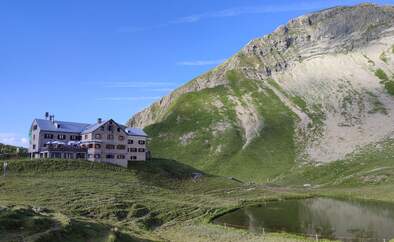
[2,3,394,242]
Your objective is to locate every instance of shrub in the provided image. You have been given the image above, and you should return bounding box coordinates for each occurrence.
[375,69,389,82]
[385,81,394,95]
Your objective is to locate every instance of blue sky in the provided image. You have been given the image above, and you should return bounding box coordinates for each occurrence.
[1,0,393,147]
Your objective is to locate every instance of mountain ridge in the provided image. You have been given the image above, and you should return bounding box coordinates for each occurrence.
[128,3,394,181]
[129,3,394,128]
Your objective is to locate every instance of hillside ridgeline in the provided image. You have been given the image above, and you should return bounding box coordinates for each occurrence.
[128,4,394,182]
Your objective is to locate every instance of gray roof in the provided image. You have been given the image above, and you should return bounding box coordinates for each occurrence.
[80,122,106,134]
[126,128,148,137]
[35,119,90,133]
[35,118,147,137]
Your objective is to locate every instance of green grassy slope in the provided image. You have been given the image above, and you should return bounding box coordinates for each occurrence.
[375,68,394,95]
[0,159,310,242]
[2,158,394,241]
[145,70,297,183]
[276,138,394,202]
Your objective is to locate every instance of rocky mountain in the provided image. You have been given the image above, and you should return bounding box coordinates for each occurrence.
[128,4,394,182]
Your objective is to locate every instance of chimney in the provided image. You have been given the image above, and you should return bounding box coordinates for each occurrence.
[45,112,49,120]
[97,118,102,124]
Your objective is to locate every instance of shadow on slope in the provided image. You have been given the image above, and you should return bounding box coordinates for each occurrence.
[127,158,208,188]
[0,206,153,242]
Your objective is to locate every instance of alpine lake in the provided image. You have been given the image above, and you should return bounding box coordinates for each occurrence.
[213,198,394,241]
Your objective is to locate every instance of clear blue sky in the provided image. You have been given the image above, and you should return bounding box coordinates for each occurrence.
[1,0,393,147]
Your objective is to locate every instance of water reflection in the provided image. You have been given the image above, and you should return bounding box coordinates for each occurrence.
[213,198,394,241]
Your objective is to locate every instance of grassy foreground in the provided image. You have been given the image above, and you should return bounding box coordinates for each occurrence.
[1,157,394,241]
[0,158,326,242]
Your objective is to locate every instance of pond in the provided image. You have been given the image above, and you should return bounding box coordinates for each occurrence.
[213,198,394,241]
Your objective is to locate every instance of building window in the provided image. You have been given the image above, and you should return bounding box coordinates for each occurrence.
[118,135,124,141]
[130,156,137,160]
[116,145,126,150]
[138,148,145,152]
[108,125,113,131]
[107,134,114,140]
[33,125,38,130]
[95,144,101,149]
[128,148,137,152]
[77,136,82,141]
[128,139,133,144]
[88,144,94,149]
[117,128,121,132]
[58,134,66,140]
[84,134,88,139]
[117,154,125,159]
[100,126,105,131]
[44,134,54,139]
[33,134,35,140]
[138,140,146,145]
[106,144,115,149]
[94,154,101,158]
[95,134,101,139]
[106,154,114,159]
[33,144,36,149]
[70,135,79,140]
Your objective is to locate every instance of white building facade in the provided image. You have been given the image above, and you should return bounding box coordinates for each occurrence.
[29,113,149,167]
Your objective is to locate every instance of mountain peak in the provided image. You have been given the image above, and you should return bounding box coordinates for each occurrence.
[129,4,394,180]
[239,3,394,76]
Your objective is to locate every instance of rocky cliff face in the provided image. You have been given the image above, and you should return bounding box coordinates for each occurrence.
[128,4,394,181]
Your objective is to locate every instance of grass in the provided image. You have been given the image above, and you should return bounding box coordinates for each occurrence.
[266,78,325,135]
[375,68,389,82]
[226,72,297,181]
[145,70,297,183]
[0,206,55,242]
[290,96,307,111]
[145,85,242,173]
[0,158,312,242]
[0,206,143,242]
[237,53,261,68]
[375,68,394,95]
[1,154,394,241]
[278,138,394,190]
